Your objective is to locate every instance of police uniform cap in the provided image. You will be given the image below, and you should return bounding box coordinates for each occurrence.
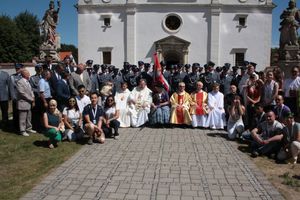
[86,60,93,65]
[249,62,257,68]
[240,65,248,70]
[204,64,208,69]
[215,67,222,73]
[192,63,200,69]
[224,63,231,68]
[132,65,139,72]
[93,64,100,70]
[232,66,239,70]
[160,61,166,67]
[185,64,191,68]
[207,61,215,67]
[243,61,250,66]
[15,63,24,69]
[138,61,144,66]
[144,63,151,68]
[101,64,107,69]
[35,64,42,69]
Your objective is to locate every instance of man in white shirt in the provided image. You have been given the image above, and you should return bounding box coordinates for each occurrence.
[76,85,91,113]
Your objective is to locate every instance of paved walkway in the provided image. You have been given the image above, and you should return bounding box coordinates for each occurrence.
[21,128,283,200]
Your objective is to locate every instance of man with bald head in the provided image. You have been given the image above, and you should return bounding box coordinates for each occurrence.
[16,69,36,136]
[69,63,91,96]
[250,111,284,158]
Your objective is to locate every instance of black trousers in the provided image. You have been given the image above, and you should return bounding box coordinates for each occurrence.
[104,119,120,137]
[12,100,19,132]
[0,101,9,127]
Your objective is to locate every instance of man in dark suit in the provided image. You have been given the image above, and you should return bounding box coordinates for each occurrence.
[16,69,36,136]
[63,56,75,73]
[0,70,10,129]
[49,63,64,99]
[56,71,71,111]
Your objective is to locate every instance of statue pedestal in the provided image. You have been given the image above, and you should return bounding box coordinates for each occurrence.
[278,45,300,78]
[39,34,61,62]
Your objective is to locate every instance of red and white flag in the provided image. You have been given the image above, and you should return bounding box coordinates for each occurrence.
[153,53,170,92]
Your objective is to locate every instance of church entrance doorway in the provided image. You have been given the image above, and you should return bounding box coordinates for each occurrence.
[154,35,190,67]
[164,50,181,67]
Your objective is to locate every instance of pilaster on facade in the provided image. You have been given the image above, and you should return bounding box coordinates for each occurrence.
[209,5,221,64]
[125,6,136,64]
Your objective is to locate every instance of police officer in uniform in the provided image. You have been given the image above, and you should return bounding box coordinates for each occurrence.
[98,64,112,91]
[127,65,139,91]
[90,64,100,94]
[200,61,215,92]
[230,66,242,89]
[86,60,93,77]
[10,63,24,132]
[29,64,43,132]
[121,62,131,89]
[184,63,200,94]
[169,64,182,95]
[180,64,190,80]
[137,63,153,90]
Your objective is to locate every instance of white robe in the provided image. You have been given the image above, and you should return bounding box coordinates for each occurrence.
[128,86,152,127]
[206,91,226,129]
[115,89,131,127]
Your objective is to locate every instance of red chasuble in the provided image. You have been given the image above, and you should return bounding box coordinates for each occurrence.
[195,92,205,115]
[176,94,184,124]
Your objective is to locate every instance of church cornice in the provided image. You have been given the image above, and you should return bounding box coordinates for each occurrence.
[78,3,275,11]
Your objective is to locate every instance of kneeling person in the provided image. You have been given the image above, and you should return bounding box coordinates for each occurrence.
[83,92,108,144]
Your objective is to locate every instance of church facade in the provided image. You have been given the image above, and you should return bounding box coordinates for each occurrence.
[78,0,274,70]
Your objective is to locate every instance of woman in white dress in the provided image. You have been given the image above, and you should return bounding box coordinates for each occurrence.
[206,83,226,129]
[227,95,245,140]
[115,82,131,127]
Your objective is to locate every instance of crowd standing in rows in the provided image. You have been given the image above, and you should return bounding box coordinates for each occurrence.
[0,57,300,164]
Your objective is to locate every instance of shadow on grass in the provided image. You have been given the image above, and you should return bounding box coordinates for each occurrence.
[33,140,49,148]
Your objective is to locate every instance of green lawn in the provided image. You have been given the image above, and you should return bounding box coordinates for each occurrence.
[0,131,82,200]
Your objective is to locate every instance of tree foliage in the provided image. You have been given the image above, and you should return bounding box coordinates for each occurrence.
[0,11,41,63]
[60,43,78,63]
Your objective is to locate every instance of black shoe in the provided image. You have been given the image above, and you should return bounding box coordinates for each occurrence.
[251,151,259,158]
[87,138,93,145]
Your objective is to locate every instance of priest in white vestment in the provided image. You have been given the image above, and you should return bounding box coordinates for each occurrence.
[128,79,152,127]
[115,82,131,127]
[206,83,226,129]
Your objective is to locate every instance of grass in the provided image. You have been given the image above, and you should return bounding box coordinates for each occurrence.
[237,142,300,200]
[0,130,82,200]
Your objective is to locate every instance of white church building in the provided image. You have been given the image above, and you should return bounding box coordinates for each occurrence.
[78,0,274,70]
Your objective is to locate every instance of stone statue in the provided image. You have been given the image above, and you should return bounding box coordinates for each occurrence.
[279,0,300,49]
[41,0,61,48]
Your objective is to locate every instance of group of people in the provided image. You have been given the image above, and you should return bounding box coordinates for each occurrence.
[0,57,300,164]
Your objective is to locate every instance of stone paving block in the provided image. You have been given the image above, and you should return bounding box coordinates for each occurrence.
[21,128,284,200]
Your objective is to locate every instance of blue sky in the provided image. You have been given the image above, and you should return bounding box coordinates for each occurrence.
[0,0,295,47]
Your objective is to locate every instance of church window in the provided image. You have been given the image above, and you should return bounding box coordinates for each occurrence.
[163,14,183,33]
[239,17,246,27]
[103,51,111,64]
[104,17,111,26]
[235,53,245,66]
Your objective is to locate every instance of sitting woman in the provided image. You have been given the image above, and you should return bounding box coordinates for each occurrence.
[104,95,121,139]
[115,82,131,127]
[43,99,64,149]
[149,83,170,127]
[62,97,83,141]
[190,81,208,128]
[227,95,245,140]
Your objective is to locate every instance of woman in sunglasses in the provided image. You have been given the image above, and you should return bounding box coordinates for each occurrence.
[104,95,120,139]
[62,96,83,141]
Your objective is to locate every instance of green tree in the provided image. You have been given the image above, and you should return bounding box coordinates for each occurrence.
[14,11,41,62]
[60,43,78,63]
[0,12,41,63]
[0,15,24,63]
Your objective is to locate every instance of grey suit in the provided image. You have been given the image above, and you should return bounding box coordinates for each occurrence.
[69,70,91,96]
[0,71,10,125]
[16,78,35,133]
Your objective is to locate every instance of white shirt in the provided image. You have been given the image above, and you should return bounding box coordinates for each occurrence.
[62,108,80,127]
[283,76,300,97]
[76,95,91,113]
